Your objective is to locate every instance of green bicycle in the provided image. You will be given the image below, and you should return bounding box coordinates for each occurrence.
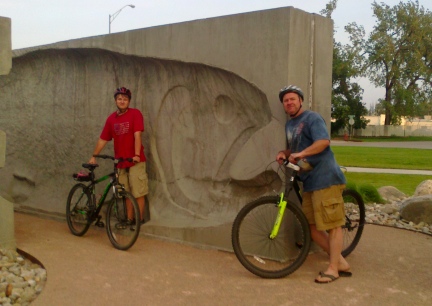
[66,154,141,250]
[231,160,365,278]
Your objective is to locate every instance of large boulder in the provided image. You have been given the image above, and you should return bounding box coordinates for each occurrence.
[414,180,432,197]
[400,195,432,224]
[378,186,407,203]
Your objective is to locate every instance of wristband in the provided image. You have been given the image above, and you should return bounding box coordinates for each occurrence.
[135,154,140,158]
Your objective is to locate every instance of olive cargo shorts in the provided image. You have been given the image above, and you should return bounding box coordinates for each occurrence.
[302,184,346,231]
[118,162,149,198]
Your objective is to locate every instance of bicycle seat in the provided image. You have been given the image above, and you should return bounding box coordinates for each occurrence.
[82,163,99,171]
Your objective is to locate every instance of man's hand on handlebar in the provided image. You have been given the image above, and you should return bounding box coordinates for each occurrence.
[276,151,287,165]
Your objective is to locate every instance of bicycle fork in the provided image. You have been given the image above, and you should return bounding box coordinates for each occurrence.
[269,192,287,239]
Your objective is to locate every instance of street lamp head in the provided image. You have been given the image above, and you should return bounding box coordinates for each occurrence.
[109,4,136,33]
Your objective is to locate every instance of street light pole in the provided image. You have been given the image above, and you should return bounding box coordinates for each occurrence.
[109,4,135,34]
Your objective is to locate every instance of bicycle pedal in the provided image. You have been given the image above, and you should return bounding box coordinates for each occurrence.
[95,221,105,228]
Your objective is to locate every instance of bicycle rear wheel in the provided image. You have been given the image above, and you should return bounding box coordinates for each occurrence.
[341,189,366,257]
[66,183,92,236]
[232,196,311,279]
[106,191,141,250]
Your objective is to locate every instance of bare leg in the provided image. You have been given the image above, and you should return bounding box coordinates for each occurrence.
[125,196,144,221]
[325,227,344,276]
[310,225,350,278]
[136,196,145,221]
[126,198,134,220]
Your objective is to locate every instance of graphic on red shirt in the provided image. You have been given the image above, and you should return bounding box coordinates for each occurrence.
[114,122,130,135]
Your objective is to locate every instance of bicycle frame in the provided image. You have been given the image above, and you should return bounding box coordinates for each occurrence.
[269,192,287,239]
[270,161,363,239]
[67,154,142,250]
[85,174,115,217]
[269,162,301,239]
[74,154,130,222]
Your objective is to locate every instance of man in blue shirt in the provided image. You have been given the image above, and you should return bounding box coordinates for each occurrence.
[276,85,351,284]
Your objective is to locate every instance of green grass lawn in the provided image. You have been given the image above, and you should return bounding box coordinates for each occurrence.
[332,147,432,170]
[349,136,432,142]
[344,172,430,196]
[331,145,432,197]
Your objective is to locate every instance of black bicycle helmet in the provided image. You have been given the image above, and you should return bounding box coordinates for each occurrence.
[279,85,304,102]
[114,87,132,99]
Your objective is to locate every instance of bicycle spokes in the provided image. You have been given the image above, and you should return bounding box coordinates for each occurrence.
[106,193,141,250]
[231,196,311,278]
[66,184,92,236]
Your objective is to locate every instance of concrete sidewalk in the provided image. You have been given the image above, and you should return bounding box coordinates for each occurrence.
[15,212,432,306]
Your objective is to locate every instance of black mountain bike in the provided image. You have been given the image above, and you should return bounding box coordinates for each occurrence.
[66,155,141,250]
[231,161,365,278]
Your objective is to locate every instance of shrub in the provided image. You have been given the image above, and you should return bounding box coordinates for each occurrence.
[345,181,358,193]
[358,184,385,204]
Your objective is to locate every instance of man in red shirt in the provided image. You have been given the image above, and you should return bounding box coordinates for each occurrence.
[89,87,148,223]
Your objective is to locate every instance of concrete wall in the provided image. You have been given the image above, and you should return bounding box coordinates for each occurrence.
[0,17,12,75]
[0,17,15,250]
[0,195,16,250]
[0,130,5,168]
[1,7,333,250]
[14,7,333,127]
[1,131,16,250]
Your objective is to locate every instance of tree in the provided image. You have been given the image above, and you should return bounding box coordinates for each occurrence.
[346,0,432,125]
[321,1,370,134]
[331,42,370,133]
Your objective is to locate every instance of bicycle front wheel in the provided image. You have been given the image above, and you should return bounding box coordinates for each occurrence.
[232,196,311,279]
[341,189,366,257]
[66,183,92,236]
[106,191,141,250]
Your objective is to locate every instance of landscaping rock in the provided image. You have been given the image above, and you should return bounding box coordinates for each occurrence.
[400,195,432,224]
[378,186,407,203]
[414,180,432,196]
[0,248,46,305]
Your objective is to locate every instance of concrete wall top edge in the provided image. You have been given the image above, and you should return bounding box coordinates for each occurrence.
[11,6,321,56]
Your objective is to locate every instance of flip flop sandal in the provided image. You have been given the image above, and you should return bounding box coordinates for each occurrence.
[339,270,353,277]
[315,271,339,284]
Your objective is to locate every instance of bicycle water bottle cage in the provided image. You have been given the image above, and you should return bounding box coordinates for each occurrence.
[73,170,92,182]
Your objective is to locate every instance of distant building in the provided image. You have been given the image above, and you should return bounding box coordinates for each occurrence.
[354,115,432,137]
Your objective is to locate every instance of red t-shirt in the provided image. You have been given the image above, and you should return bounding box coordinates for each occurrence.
[100,108,146,168]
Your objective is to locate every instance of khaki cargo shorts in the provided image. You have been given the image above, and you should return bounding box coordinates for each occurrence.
[118,162,149,198]
[302,184,346,231]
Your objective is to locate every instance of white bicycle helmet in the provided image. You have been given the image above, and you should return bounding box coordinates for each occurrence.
[279,85,304,102]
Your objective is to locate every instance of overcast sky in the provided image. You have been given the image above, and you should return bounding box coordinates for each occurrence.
[2,0,431,105]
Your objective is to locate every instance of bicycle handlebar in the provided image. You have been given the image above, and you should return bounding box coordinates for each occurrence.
[93,155,134,163]
[282,159,301,171]
[281,158,313,171]
[93,154,115,160]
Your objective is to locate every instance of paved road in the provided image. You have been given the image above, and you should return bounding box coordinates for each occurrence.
[14,213,432,306]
